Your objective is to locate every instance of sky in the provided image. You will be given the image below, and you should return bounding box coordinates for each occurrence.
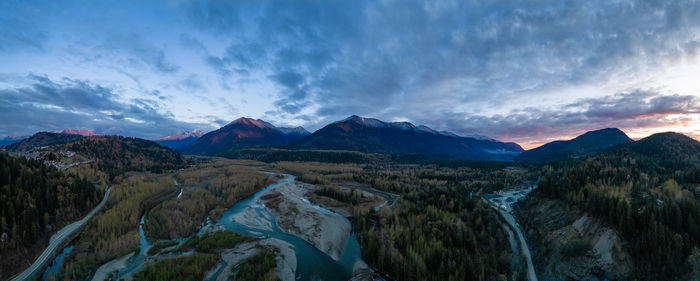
[2,0,700,149]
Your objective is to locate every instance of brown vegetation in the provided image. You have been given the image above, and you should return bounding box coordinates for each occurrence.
[60,173,176,280]
[144,158,274,240]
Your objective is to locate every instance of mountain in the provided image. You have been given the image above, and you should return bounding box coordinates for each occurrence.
[3,132,85,151]
[287,115,524,161]
[0,135,28,147]
[515,128,632,163]
[184,117,310,155]
[154,130,205,150]
[57,128,99,136]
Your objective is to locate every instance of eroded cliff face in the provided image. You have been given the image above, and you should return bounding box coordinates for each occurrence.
[518,198,633,281]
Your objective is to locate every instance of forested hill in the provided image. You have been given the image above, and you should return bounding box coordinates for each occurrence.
[0,152,103,279]
[3,132,83,152]
[57,136,187,179]
[621,132,700,173]
[536,132,700,280]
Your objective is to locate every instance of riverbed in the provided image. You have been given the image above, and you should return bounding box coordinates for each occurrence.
[89,173,364,281]
[218,174,365,281]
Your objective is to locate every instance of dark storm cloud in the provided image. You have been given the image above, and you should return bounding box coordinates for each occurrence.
[190,0,700,128]
[0,75,206,139]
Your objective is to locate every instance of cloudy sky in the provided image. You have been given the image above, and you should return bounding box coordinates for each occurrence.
[2,0,700,148]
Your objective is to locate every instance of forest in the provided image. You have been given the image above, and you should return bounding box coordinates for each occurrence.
[534,133,700,280]
[271,161,536,281]
[58,136,188,179]
[0,152,103,279]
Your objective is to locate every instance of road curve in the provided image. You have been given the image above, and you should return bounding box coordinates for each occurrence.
[11,187,111,281]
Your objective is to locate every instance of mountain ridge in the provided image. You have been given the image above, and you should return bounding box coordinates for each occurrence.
[515,128,632,163]
[184,117,310,155]
[154,130,205,150]
[287,115,523,161]
[57,128,98,136]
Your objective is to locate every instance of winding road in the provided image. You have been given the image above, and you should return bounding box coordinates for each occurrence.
[485,187,538,281]
[11,187,111,281]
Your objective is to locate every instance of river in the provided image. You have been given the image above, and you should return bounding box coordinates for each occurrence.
[100,174,362,281]
[218,175,363,281]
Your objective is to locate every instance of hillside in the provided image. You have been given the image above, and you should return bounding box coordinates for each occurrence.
[534,132,700,280]
[288,115,523,161]
[515,128,632,163]
[57,136,187,178]
[185,117,309,155]
[0,153,103,279]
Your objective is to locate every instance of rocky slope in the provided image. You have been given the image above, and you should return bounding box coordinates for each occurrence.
[519,198,633,281]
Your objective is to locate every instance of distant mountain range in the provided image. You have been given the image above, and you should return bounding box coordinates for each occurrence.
[515,128,632,163]
[7,119,698,164]
[154,130,205,150]
[3,132,85,151]
[0,135,28,147]
[288,115,524,161]
[56,128,98,136]
[184,117,310,155]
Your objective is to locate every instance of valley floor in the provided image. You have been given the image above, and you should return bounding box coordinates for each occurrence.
[81,170,382,281]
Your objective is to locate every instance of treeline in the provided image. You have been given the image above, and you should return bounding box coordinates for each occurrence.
[314,186,362,205]
[537,139,700,279]
[59,136,187,179]
[0,152,102,279]
[144,160,273,240]
[352,165,533,194]
[269,161,362,186]
[61,174,176,280]
[223,148,388,164]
